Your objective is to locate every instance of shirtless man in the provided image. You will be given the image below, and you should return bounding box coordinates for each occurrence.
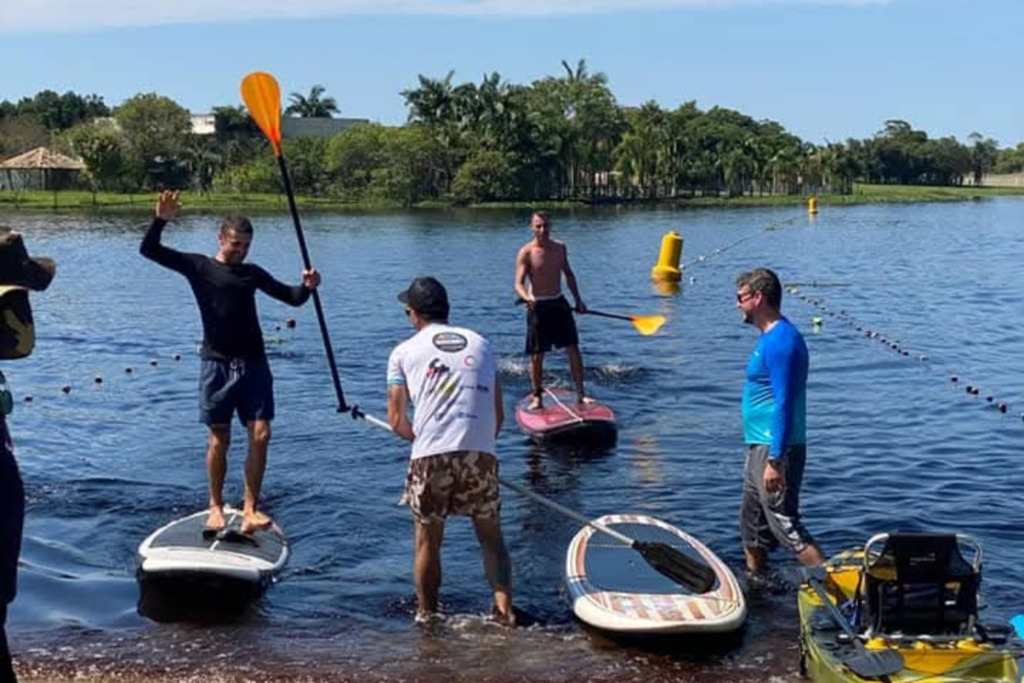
[514,211,589,411]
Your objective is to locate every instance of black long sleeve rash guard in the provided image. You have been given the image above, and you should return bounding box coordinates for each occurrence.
[140,218,310,360]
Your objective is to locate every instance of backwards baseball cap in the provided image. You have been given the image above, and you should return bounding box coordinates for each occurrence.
[396,276,449,318]
[0,230,56,293]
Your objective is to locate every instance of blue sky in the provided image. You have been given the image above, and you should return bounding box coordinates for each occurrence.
[2,0,1021,147]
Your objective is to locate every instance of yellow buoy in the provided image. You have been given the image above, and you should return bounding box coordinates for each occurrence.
[651,231,683,282]
[808,197,818,215]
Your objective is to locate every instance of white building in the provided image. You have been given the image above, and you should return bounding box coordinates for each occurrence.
[190,113,216,136]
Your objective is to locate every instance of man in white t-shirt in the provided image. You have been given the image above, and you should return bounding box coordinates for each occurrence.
[386,276,515,625]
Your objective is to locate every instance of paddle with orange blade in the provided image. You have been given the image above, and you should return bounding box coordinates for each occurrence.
[241,71,349,412]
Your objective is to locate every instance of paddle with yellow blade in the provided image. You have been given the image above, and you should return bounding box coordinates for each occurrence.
[240,71,349,413]
[583,309,667,336]
[515,299,666,336]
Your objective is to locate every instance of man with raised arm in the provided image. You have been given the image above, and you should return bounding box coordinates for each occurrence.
[140,190,320,535]
[514,211,589,411]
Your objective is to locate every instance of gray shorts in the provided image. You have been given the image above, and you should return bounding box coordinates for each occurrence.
[199,356,274,426]
[740,444,816,554]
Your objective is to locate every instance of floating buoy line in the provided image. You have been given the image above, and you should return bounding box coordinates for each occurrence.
[11,319,297,404]
[672,212,1019,427]
[786,285,1019,426]
[678,215,802,272]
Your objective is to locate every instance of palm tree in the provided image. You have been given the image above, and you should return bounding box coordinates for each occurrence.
[284,85,339,118]
[401,71,457,126]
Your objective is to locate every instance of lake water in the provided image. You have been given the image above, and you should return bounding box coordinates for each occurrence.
[2,198,1022,682]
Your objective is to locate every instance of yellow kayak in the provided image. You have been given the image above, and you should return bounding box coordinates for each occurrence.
[797,533,1021,683]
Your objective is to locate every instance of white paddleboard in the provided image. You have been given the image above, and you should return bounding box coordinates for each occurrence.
[138,506,288,587]
[565,514,746,635]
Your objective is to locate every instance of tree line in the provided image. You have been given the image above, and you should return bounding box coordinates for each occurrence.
[2,63,1022,205]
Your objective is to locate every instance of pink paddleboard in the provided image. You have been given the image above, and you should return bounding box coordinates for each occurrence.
[515,388,617,444]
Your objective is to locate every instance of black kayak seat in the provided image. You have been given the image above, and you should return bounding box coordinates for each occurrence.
[862,532,980,637]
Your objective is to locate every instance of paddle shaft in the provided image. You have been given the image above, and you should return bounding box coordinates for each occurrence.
[275,155,348,413]
[498,478,636,547]
[583,309,634,323]
[352,408,635,547]
[515,299,629,322]
[806,574,900,681]
[514,299,663,334]
[806,574,861,642]
[353,407,716,592]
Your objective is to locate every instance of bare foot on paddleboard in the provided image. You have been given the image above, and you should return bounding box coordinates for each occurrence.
[576,396,595,406]
[528,395,543,411]
[241,510,273,535]
[204,506,226,533]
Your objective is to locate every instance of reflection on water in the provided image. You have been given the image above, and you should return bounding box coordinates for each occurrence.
[3,199,1024,681]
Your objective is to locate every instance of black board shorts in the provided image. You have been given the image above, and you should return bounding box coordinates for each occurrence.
[525,296,579,355]
[199,356,275,426]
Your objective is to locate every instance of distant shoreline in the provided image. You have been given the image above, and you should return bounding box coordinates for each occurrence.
[1,183,1022,216]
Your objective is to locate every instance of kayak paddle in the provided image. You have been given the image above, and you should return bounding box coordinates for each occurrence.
[240,71,349,413]
[804,567,904,680]
[350,407,716,594]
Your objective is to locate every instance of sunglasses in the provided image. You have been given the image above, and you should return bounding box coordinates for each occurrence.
[736,291,757,303]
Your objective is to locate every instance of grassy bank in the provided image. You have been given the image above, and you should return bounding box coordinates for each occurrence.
[1,183,1022,215]
[0,190,346,214]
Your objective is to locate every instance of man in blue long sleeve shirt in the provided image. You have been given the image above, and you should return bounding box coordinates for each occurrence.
[736,268,823,577]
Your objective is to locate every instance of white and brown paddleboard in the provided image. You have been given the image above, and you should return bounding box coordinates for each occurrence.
[565,514,746,635]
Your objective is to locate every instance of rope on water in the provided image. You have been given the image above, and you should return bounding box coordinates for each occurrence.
[14,318,298,403]
[787,286,1020,425]
[672,210,1020,427]
[679,215,803,274]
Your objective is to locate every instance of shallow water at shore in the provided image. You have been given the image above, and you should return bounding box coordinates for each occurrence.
[2,199,1023,681]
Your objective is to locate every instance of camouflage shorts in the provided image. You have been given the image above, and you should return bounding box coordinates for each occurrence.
[400,451,500,524]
